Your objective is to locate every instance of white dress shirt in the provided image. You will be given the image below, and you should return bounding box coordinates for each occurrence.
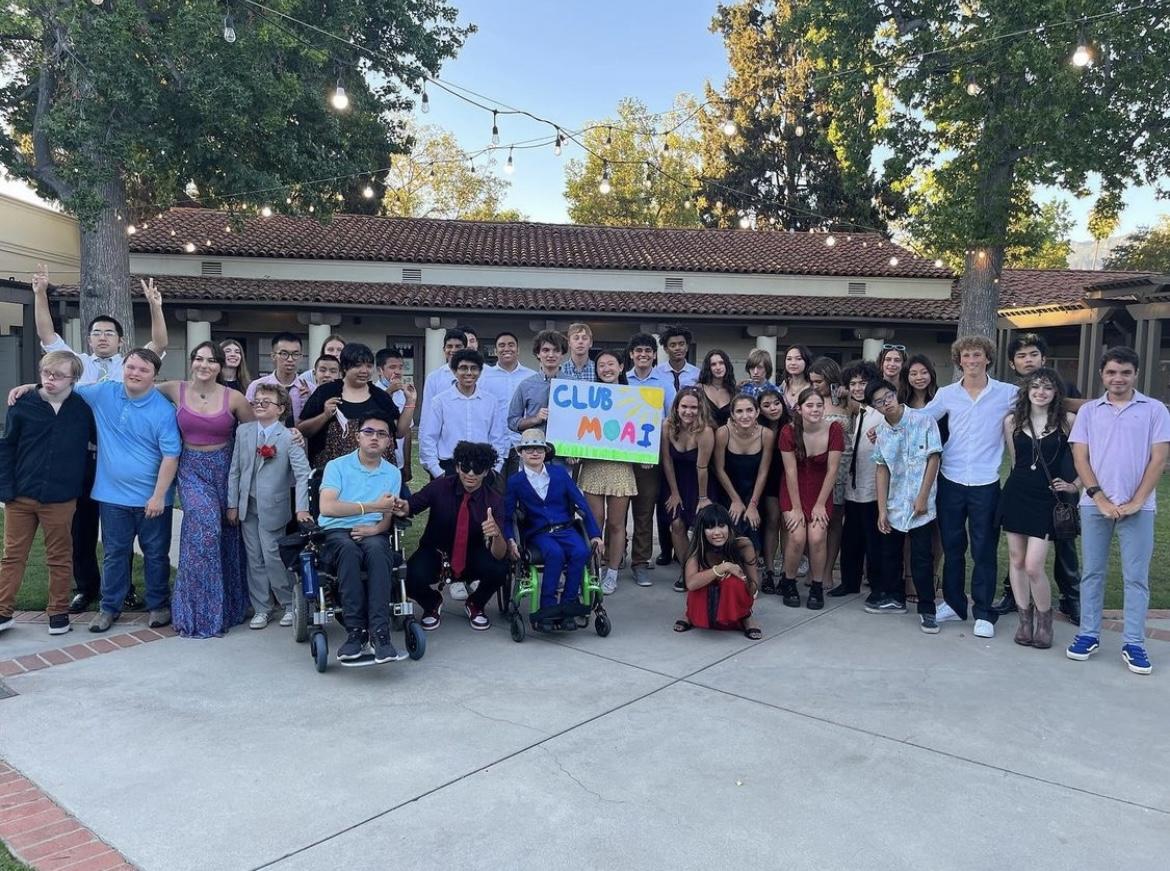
[479,363,537,446]
[418,385,508,477]
[42,335,125,385]
[423,365,457,404]
[524,464,551,500]
[923,376,1016,486]
[653,360,700,392]
[844,406,885,503]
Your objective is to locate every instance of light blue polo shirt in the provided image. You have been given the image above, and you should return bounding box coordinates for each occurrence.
[75,382,181,508]
[317,450,402,531]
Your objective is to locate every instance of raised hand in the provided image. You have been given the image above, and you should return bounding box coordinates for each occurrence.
[32,263,49,295]
[482,506,501,539]
[140,277,162,306]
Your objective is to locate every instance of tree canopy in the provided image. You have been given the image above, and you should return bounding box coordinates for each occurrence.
[0,0,470,333]
[1105,215,1170,273]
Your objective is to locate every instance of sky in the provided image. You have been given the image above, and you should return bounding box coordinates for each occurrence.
[2,0,1165,240]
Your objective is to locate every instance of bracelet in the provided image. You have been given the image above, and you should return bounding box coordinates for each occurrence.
[358,502,365,516]
[404,404,416,409]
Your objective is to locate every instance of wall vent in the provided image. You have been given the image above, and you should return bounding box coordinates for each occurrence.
[200,261,223,276]
[664,276,684,291]
[847,281,867,296]
[401,267,422,283]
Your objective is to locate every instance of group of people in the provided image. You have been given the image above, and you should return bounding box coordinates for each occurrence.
[1,267,1167,675]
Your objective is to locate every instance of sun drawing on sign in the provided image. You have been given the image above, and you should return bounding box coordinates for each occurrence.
[623,388,662,417]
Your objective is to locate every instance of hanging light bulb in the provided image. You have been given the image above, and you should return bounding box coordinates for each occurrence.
[683,198,692,209]
[933,258,944,268]
[964,75,982,96]
[260,205,273,218]
[722,118,736,136]
[126,224,137,235]
[223,15,236,44]
[643,162,653,190]
[420,83,429,113]
[794,124,805,137]
[362,185,375,198]
[825,235,836,247]
[1072,30,1092,67]
[889,256,899,266]
[504,147,514,174]
[184,241,196,253]
[605,126,613,146]
[599,161,611,194]
[739,215,751,229]
[553,129,563,156]
[491,110,500,145]
[308,204,315,213]
[331,81,349,111]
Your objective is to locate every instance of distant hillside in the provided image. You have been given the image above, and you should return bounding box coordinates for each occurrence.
[1067,235,1130,270]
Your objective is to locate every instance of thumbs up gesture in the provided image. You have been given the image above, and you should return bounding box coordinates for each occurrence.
[482,506,500,540]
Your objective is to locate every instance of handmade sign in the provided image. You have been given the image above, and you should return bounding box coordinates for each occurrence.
[546,379,664,464]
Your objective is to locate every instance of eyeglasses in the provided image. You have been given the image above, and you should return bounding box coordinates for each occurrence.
[882,344,907,352]
[519,445,545,452]
[457,464,489,475]
[454,365,480,374]
[89,330,118,338]
[273,350,302,360]
[871,393,898,407]
[358,427,391,439]
[250,399,282,409]
[39,369,74,382]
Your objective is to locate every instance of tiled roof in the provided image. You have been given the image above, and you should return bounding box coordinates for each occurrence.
[130,208,953,279]
[996,268,1149,311]
[54,275,961,322]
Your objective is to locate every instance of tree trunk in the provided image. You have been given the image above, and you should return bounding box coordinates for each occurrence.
[78,175,134,343]
[955,245,1004,341]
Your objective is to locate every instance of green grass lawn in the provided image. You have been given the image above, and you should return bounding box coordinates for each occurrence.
[0,843,29,871]
[3,446,1167,611]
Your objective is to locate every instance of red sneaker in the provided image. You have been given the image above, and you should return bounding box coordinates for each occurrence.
[465,602,490,631]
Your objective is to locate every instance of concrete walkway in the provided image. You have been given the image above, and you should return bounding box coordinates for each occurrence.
[1,572,1166,870]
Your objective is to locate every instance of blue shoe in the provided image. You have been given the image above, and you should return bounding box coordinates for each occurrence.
[1121,644,1152,675]
[1065,634,1099,661]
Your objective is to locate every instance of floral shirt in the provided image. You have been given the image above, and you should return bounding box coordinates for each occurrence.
[872,406,942,532]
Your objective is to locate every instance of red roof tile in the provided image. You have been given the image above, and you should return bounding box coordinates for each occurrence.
[130,208,953,280]
[996,268,1150,311]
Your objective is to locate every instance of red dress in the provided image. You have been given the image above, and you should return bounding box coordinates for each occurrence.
[686,575,754,630]
[778,421,844,520]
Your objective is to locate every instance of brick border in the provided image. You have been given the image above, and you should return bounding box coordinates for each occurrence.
[0,626,175,679]
[0,761,134,870]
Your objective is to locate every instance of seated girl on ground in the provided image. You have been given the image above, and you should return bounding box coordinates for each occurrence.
[674,504,761,640]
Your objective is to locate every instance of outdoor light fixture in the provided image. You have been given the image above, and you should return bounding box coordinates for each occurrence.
[599,160,611,194]
[126,224,137,235]
[889,256,899,266]
[825,235,836,246]
[965,75,982,96]
[1072,31,1092,67]
[363,185,375,198]
[223,15,237,44]
[722,118,737,136]
[331,82,349,110]
[504,147,514,174]
[184,242,196,253]
[491,110,500,145]
[261,205,273,217]
[420,84,429,113]
[934,258,944,268]
[554,129,563,155]
[794,124,805,137]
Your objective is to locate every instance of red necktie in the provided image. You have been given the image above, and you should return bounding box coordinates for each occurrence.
[451,492,471,578]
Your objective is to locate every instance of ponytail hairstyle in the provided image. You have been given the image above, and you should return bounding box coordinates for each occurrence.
[790,386,823,463]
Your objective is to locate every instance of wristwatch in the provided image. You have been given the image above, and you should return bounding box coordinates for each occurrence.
[1085,486,1102,498]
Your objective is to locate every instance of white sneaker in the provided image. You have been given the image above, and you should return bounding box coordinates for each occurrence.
[449,581,469,601]
[601,571,618,595]
[973,619,995,639]
[249,611,269,630]
[279,607,295,627]
[934,602,962,623]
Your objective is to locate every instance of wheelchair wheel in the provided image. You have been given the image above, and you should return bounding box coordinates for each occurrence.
[509,611,526,643]
[292,580,309,643]
[405,619,426,660]
[310,632,328,672]
[595,612,612,637]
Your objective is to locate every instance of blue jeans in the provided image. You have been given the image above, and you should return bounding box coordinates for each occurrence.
[937,476,1000,623]
[1079,506,1154,644]
[99,503,173,614]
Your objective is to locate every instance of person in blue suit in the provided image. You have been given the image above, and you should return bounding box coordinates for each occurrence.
[503,429,602,627]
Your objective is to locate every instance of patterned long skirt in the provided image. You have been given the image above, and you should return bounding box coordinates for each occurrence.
[173,445,248,638]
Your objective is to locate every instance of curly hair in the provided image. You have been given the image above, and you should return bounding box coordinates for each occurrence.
[452,440,499,473]
[1010,367,1069,437]
[698,349,737,395]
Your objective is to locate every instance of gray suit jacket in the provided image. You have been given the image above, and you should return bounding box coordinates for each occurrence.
[228,423,310,530]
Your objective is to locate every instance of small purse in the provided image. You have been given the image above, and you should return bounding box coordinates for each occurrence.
[1027,419,1080,541]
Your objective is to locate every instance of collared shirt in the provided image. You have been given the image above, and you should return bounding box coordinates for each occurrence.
[41,335,124,385]
[626,368,674,417]
[1069,390,1170,511]
[75,382,181,507]
[0,390,95,504]
[508,370,557,433]
[317,450,402,531]
[740,380,780,399]
[524,464,551,500]
[257,421,280,443]
[407,475,504,554]
[418,386,508,477]
[246,373,309,424]
[922,376,1016,486]
[559,358,596,382]
[653,361,700,392]
[481,363,536,445]
[844,406,885,503]
[424,365,457,404]
[872,407,942,532]
[388,387,408,467]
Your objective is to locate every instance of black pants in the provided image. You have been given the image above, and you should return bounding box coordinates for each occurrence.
[840,500,881,592]
[405,543,507,612]
[879,524,935,615]
[322,531,395,634]
[71,487,103,599]
[655,468,673,561]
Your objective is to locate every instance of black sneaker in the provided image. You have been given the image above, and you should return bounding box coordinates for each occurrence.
[337,627,369,661]
[920,614,940,634]
[673,576,686,593]
[1058,596,1080,625]
[760,571,777,595]
[992,586,1017,614]
[807,582,824,610]
[779,578,801,608]
[372,629,406,663]
[48,614,71,635]
[122,588,143,611]
[655,553,673,566]
[828,584,859,598]
[68,594,94,614]
[877,599,908,615]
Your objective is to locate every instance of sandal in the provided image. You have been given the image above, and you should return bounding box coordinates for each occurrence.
[742,624,763,640]
[673,619,693,633]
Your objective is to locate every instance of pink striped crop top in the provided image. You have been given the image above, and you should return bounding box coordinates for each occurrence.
[177,382,237,445]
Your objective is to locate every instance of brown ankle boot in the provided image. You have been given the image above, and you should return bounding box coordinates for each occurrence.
[1014,604,1034,646]
[1032,608,1053,649]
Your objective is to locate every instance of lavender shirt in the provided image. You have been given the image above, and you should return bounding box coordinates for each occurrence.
[1069,390,1170,511]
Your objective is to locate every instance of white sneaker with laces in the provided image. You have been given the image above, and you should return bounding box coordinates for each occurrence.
[449,581,469,601]
[973,619,995,638]
[601,570,618,595]
[249,611,269,630]
[934,601,962,623]
[279,607,295,627]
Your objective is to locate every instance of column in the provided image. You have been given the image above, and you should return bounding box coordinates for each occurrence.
[186,319,211,349]
[424,327,446,379]
[307,323,333,360]
[755,334,777,365]
[861,338,884,363]
[64,317,82,351]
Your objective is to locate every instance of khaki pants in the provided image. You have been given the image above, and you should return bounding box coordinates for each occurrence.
[630,465,660,567]
[1,498,76,618]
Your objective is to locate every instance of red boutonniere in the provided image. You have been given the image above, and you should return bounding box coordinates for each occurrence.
[257,444,278,461]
